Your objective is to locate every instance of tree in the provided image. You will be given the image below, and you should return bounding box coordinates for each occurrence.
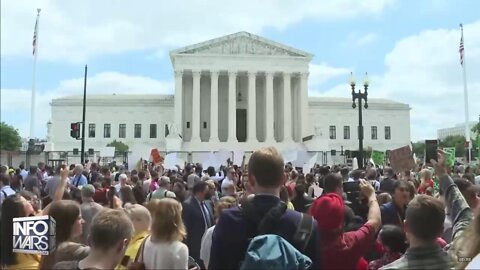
[439,135,466,157]
[472,122,480,134]
[0,122,22,151]
[412,141,425,157]
[106,140,129,153]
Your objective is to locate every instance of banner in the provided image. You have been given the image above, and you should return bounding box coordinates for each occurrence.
[150,148,162,164]
[443,147,456,167]
[388,146,415,173]
[371,150,385,166]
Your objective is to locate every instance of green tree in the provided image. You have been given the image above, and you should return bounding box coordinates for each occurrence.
[472,122,480,134]
[0,122,22,151]
[439,135,466,157]
[412,141,425,157]
[106,140,129,153]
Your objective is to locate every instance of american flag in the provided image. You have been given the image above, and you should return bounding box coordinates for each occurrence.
[459,25,464,66]
[32,10,40,55]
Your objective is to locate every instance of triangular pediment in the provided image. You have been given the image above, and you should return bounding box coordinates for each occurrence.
[170,31,313,58]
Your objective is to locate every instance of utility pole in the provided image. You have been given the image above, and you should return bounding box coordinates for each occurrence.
[81,65,87,164]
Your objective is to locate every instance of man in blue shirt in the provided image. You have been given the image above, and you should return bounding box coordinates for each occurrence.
[209,147,320,269]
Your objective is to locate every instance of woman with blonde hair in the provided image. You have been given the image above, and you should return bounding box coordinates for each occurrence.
[200,196,237,269]
[141,198,188,269]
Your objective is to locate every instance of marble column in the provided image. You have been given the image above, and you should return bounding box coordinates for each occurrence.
[228,71,238,142]
[191,70,201,143]
[174,70,183,138]
[210,71,219,143]
[247,71,257,142]
[283,72,292,142]
[265,72,275,142]
[299,72,309,140]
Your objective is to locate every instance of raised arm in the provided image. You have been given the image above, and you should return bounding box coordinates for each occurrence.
[434,151,472,243]
[360,179,382,233]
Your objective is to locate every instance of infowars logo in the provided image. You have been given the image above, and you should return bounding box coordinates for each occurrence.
[13,215,56,255]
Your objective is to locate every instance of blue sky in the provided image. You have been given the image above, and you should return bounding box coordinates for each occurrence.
[1,0,480,141]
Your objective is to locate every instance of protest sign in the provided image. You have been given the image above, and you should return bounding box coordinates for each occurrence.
[233,150,245,165]
[150,148,162,164]
[282,150,298,163]
[164,153,177,169]
[371,150,385,166]
[443,147,456,167]
[388,146,415,173]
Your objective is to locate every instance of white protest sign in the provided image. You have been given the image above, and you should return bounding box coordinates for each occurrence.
[282,150,298,163]
[233,150,245,165]
[164,153,177,169]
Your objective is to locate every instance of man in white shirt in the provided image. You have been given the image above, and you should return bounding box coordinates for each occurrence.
[147,176,176,201]
[19,163,28,181]
[115,173,131,194]
[221,166,237,196]
[0,174,16,205]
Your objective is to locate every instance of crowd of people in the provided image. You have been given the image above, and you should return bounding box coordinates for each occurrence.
[0,147,479,269]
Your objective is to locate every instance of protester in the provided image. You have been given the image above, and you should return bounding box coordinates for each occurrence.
[147,176,176,201]
[292,183,314,213]
[39,200,88,269]
[200,196,237,269]
[0,194,40,270]
[417,169,434,194]
[209,147,320,269]
[79,184,104,244]
[53,209,134,270]
[143,198,188,270]
[310,179,381,269]
[182,181,214,267]
[381,150,473,269]
[117,203,151,270]
[119,186,137,206]
[379,168,396,194]
[0,173,16,205]
[221,166,237,196]
[380,180,410,227]
[368,225,407,270]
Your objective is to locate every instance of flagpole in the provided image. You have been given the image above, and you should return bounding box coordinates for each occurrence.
[460,23,471,162]
[30,8,41,139]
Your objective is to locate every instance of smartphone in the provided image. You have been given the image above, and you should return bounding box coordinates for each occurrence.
[425,139,438,164]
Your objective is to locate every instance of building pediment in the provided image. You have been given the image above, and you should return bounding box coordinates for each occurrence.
[170,31,313,58]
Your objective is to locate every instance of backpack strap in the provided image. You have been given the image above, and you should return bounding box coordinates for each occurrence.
[242,199,287,239]
[133,235,149,263]
[293,213,314,252]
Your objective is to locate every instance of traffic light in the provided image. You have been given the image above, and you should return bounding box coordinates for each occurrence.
[70,122,81,139]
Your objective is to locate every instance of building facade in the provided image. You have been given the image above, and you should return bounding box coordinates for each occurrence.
[48,32,411,164]
[437,122,477,140]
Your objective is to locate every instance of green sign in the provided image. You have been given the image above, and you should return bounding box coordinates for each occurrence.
[443,147,456,167]
[371,150,385,166]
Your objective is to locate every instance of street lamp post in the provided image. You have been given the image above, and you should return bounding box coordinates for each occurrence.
[350,72,369,169]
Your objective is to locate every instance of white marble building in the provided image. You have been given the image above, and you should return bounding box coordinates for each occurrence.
[48,32,411,164]
[437,122,477,140]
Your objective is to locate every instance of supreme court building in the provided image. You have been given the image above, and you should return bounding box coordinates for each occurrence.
[48,32,411,165]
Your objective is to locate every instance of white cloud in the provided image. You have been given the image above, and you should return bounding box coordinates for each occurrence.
[308,62,351,92]
[356,33,378,46]
[0,72,173,138]
[320,20,480,141]
[1,0,395,63]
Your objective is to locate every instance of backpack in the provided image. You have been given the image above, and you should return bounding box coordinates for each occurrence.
[240,201,314,270]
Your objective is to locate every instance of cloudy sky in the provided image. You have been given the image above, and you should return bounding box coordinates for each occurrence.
[1,0,479,142]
